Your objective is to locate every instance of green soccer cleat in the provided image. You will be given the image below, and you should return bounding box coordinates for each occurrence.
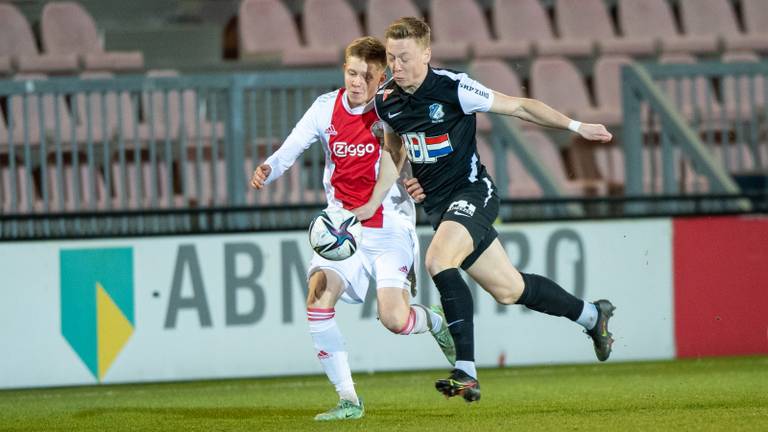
[428,305,456,366]
[313,399,364,421]
[586,299,616,362]
[435,368,481,402]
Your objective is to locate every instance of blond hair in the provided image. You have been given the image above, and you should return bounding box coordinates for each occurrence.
[345,36,387,68]
[384,16,431,48]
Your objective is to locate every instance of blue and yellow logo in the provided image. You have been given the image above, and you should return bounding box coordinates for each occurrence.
[60,248,134,381]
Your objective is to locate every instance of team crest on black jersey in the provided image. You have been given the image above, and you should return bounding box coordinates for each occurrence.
[428,103,445,123]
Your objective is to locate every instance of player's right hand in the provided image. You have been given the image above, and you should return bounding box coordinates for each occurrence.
[404,177,426,203]
[249,164,272,190]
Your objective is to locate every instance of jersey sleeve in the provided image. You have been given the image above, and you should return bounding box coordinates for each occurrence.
[263,98,323,184]
[457,74,495,114]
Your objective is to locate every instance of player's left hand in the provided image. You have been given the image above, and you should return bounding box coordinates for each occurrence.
[350,203,377,221]
[578,123,613,143]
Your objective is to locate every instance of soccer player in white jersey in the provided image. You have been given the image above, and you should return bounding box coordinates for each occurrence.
[249,37,455,421]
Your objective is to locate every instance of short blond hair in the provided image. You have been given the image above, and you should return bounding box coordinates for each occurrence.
[345,36,387,68]
[384,16,431,48]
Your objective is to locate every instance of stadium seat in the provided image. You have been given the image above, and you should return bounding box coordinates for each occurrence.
[617,0,718,55]
[303,0,362,62]
[469,59,526,132]
[19,165,39,212]
[592,55,634,127]
[521,130,608,196]
[477,135,541,198]
[142,70,225,144]
[366,0,421,39]
[428,0,486,61]
[657,54,724,123]
[679,0,768,53]
[742,0,768,38]
[238,0,338,66]
[0,55,10,74]
[554,0,654,56]
[9,74,73,147]
[0,108,8,146]
[0,3,78,74]
[721,51,765,118]
[74,72,142,144]
[530,57,611,127]
[492,0,591,58]
[111,161,145,209]
[41,1,144,72]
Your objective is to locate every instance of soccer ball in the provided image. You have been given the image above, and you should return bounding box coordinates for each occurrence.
[308,207,362,261]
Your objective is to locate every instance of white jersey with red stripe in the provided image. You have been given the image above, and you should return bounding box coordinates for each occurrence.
[262,88,418,302]
[264,88,415,229]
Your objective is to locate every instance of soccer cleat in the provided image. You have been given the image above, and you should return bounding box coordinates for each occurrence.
[435,369,481,402]
[428,305,456,366]
[313,398,364,421]
[586,299,616,362]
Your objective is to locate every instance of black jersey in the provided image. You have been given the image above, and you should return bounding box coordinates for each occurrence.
[374,66,495,212]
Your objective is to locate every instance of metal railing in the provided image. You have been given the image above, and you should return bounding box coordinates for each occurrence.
[0,70,342,238]
[621,61,768,213]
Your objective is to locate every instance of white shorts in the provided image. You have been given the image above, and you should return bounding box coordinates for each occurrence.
[307,222,418,304]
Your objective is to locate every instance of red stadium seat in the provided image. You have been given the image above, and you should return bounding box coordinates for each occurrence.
[522,130,608,196]
[721,51,765,117]
[142,69,225,144]
[469,59,526,132]
[366,0,421,39]
[530,57,615,127]
[592,55,634,127]
[41,1,143,72]
[618,0,718,55]
[679,0,768,53]
[657,54,724,123]
[10,74,73,146]
[0,3,78,74]
[493,0,591,58]
[238,0,338,66]
[555,0,654,56]
[742,0,768,38]
[303,0,362,62]
[428,0,484,61]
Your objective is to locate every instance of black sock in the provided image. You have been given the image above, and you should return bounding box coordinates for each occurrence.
[517,273,584,321]
[432,268,474,362]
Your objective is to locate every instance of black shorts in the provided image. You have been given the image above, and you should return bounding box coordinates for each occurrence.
[426,176,500,270]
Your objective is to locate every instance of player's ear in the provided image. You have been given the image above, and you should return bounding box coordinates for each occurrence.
[423,46,431,65]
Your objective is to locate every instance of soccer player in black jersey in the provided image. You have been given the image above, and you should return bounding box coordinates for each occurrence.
[374,17,616,403]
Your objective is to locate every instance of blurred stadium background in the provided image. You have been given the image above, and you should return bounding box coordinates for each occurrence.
[0,0,766,429]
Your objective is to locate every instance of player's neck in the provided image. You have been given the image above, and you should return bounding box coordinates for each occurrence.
[402,70,428,94]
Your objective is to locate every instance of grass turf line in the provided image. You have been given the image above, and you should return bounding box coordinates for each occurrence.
[0,356,766,431]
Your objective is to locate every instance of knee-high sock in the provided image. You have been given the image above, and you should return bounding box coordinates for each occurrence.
[307,307,358,404]
[397,304,442,335]
[432,268,474,363]
[517,273,589,322]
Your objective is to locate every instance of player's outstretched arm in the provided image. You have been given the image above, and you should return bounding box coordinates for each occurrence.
[489,91,613,143]
[350,132,403,221]
[249,163,272,190]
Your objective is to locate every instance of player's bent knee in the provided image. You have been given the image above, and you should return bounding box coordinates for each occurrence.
[493,290,521,305]
[424,254,456,276]
[378,309,409,334]
[490,283,524,305]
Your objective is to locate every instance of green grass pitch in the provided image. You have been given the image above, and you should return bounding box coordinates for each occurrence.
[1,356,766,431]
